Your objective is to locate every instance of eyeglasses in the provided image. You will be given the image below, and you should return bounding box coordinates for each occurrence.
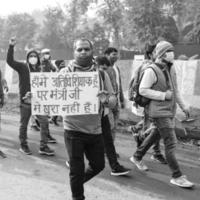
[76,48,91,52]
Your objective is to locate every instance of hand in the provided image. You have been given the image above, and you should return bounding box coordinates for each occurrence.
[97,90,109,104]
[183,107,190,119]
[9,37,17,46]
[165,90,172,100]
[121,102,125,109]
[23,91,32,104]
[4,86,9,93]
[0,95,4,108]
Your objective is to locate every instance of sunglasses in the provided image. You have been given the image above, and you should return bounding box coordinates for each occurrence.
[76,48,91,52]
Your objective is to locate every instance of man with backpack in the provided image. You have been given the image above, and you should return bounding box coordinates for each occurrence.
[129,44,167,167]
[130,40,194,188]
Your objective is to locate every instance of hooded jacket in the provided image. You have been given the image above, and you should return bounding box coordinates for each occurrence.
[6,45,41,103]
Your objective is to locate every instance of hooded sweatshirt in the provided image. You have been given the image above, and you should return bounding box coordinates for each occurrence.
[6,45,41,103]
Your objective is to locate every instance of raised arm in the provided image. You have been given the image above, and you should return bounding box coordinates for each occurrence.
[6,38,24,72]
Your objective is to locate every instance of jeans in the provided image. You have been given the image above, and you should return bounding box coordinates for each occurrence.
[36,115,49,147]
[64,130,105,200]
[101,115,120,170]
[134,128,162,159]
[134,117,182,178]
[19,103,32,146]
[19,103,49,148]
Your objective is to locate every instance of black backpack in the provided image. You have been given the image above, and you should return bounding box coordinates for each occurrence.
[128,65,150,107]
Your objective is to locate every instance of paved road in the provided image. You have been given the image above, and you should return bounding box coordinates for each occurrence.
[0,112,200,200]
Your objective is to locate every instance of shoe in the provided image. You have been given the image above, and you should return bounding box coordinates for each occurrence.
[66,160,70,168]
[130,156,148,171]
[116,153,120,158]
[111,165,130,176]
[47,135,57,144]
[151,155,167,164]
[19,145,32,155]
[0,150,6,158]
[170,175,194,188]
[31,125,40,131]
[39,145,55,156]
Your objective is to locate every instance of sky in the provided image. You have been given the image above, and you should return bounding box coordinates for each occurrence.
[0,0,68,16]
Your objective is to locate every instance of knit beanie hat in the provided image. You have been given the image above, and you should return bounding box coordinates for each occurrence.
[154,41,174,59]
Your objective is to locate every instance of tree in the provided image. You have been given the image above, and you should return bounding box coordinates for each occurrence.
[38,7,66,49]
[123,0,179,49]
[96,0,124,49]
[2,13,38,50]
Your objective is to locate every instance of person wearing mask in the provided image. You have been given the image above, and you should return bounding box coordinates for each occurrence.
[60,38,117,200]
[104,47,125,157]
[130,43,167,168]
[6,38,55,156]
[130,41,194,188]
[38,48,57,143]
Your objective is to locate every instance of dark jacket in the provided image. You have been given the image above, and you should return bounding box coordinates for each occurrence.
[6,45,40,103]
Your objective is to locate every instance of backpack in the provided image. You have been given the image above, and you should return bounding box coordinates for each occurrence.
[128,64,150,107]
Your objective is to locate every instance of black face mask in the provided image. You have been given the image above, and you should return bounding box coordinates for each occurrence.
[75,55,93,67]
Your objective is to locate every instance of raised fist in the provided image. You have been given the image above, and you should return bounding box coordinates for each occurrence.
[9,37,17,46]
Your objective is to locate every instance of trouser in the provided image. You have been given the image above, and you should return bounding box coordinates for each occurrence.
[64,130,105,200]
[101,114,120,170]
[19,103,49,147]
[111,107,120,141]
[134,117,182,178]
[134,119,162,155]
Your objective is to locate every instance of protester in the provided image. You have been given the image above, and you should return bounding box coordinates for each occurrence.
[104,47,125,157]
[6,38,55,156]
[130,40,194,188]
[38,48,57,143]
[60,38,117,200]
[49,59,65,126]
[95,55,130,176]
[130,43,167,168]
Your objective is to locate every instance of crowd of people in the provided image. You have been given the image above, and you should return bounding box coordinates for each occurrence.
[0,37,195,200]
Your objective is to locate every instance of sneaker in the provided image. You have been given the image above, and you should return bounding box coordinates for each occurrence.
[170,175,194,188]
[111,165,130,176]
[47,135,57,144]
[31,125,40,131]
[151,155,167,164]
[19,145,32,155]
[39,145,55,156]
[130,156,148,171]
[116,153,120,158]
[0,150,6,158]
[66,160,70,168]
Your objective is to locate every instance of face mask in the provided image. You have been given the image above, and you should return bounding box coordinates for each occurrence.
[44,54,50,60]
[28,57,38,65]
[75,55,93,67]
[164,52,175,63]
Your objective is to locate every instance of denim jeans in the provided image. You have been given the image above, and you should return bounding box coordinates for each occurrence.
[19,103,32,146]
[19,103,49,148]
[134,117,182,178]
[36,115,49,147]
[64,130,105,200]
[101,114,120,170]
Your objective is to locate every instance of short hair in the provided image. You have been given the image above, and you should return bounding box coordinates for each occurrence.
[95,56,110,66]
[73,38,93,50]
[104,47,118,55]
[144,43,156,59]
